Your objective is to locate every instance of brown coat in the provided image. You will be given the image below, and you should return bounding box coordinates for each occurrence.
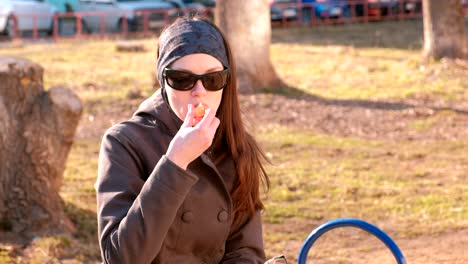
[96,90,266,264]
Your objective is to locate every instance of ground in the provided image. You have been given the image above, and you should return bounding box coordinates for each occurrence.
[248,92,468,263]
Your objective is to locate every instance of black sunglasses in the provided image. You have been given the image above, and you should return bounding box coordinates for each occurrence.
[163,68,230,91]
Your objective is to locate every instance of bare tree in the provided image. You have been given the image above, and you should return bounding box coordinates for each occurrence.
[0,57,82,235]
[215,0,283,93]
[423,0,466,60]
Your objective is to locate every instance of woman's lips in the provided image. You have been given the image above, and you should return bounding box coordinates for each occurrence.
[193,103,206,126]
[194,103,206,118]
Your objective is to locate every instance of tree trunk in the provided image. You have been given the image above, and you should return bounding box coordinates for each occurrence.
[423,0,466,60]
[0,57,82,235]
[215,0,283,93]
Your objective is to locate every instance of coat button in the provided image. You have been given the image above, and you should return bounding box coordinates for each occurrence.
[182,211,193,223]
[217,210,228,222]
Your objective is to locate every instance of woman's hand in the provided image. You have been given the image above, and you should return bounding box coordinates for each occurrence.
[166,104,220,170]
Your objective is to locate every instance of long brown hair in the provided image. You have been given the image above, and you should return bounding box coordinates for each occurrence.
[159,16,270,229]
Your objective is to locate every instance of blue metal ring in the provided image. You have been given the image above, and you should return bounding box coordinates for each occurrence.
[297,218,406,264]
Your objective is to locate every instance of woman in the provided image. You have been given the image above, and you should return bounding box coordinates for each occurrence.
[96,16,270,263]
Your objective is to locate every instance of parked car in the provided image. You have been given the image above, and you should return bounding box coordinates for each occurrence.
[271,0,349,23]
[402,0,421,14]
[180,0,210,17]
[352,0,399,17]
[303,0,349,19]
[270,0,298,22]
[45,0,78,12]
[185,0,214,8]
[74,0,188,33]
[0,0,58,37]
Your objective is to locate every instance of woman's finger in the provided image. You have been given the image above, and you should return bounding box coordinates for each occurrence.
[195,107,216,128]
[209,117,220,132]
[181,104,195,128]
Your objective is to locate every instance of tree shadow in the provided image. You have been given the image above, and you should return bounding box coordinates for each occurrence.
[63,202,98,243]
[0,202,99,261]
[272,18,468,51]
[62,202,102,261]
[261,85,468,115]
[0,202,97,242]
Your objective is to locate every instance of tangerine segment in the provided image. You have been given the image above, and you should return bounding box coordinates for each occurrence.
[194,103,206,118]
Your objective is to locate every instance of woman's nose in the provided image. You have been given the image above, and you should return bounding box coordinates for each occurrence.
[191,80,207,96]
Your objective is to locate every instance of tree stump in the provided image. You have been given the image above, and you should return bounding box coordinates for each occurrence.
[0,56,82,235]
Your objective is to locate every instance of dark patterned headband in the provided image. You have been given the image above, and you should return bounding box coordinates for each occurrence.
[157,19,229,88]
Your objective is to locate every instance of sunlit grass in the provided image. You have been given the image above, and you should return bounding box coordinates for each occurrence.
[259,126,468,238]
[1,39,158,103]
[270,44,467,101]
[271,20,468,101]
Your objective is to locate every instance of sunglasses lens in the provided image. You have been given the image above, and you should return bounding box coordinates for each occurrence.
[202,71,229,91]
[165,71,196,91]
[165,69,229,91]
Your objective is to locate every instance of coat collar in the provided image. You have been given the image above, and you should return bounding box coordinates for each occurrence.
[133,88,182,137]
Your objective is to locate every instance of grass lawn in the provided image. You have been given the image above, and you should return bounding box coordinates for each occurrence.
[0,19,467,263]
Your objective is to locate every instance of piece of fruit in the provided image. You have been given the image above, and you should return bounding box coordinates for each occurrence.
[194,103,205,118]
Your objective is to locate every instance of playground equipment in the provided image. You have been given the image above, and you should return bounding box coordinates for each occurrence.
[298,218,406,264]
